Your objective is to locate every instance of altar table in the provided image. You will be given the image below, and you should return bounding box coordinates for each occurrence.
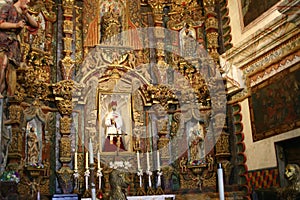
[127,194,176,200]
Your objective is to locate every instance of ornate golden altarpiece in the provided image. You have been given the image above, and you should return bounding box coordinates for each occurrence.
[0,0,247,199]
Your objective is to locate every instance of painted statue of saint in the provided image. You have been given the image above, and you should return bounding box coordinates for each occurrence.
[27,127,39,165]
[189,122,205,162]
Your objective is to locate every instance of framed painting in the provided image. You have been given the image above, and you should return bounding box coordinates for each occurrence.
[249,65,300,141]
[97,93,132,153]
[240,0,280,27]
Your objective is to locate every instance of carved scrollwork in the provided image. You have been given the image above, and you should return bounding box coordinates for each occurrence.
[60,116,72,135]
[59,137,71,163]
[17,66,51,100]
[52,80,75,100]
[142,84,177,109]
[8,105,23,123]
[8,127,22,155]
[215,131,230,157]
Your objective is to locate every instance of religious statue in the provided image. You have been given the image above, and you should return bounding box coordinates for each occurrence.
[189,122,205,163]
[100,5,122,45]
[104,101,126,151]
[179,23,197,58]
[278,163,300,200]
[27,127,40,165]
[0,0,38,97]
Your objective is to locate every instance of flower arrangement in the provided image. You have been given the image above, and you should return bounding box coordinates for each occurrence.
[27,163,44,168]
[189,159,206,166]
[0,170,20,183]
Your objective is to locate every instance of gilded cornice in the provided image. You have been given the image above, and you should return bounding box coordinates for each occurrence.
[221,14,300,102]
[222,16,299,71]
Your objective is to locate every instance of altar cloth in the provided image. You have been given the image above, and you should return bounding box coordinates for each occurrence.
[127,194,176,200]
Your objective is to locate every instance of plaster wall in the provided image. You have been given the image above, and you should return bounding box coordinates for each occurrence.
[240,98,300,171]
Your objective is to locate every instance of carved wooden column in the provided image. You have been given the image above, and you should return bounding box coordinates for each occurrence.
[203,0,220,65]
[204,0,232,184]
[54,80,74,194]
[54,0,76,194]
[61,0,75,80]
[6,104,23,170]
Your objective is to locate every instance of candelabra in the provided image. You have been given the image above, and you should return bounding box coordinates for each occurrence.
[90,163,96,200]
[83,167,90,197]
[73,169,80,194]
[156,169,164,195]
[96,166,103,198]
[146,169,155,195]
[136,168,146,195]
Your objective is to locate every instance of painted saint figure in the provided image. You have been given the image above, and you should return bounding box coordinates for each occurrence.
[0,0,38,97]
[104,101,126,151]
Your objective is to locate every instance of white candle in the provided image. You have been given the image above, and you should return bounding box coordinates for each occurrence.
[139,175,142,187]
[89,138,94,164]
[148,175,152,188]
[217,163,225,200]
[157,150,160,171]
[85,176,89,190]
[97,151,101,169]
[137,151,141,170]
[157,174,161,187]
[99,176,102,190]
[74,152,78,170]
[146,151,150,171]
[85,152,89,169]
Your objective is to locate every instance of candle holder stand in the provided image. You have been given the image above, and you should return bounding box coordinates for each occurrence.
[96,169,103,190]
[146,170,155,195]
[156,170,164,195]
[83,168,90,197]
[82,189,91,198]
[89,163,96,200]
[136,169,146,196]
[73,169,80,194]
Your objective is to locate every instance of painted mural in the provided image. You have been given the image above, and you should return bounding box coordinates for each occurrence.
[250,66,300,141]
